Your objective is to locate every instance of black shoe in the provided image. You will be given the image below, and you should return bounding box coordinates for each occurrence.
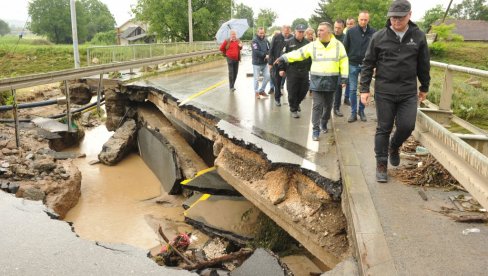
[268,88,274,94]
[389,147,400,166]
[344,98,350,106]
[359,111,367,122]
[347,114,357,123]
[312,131,320,141]
[334,109,344,117]
[376,162,388,183]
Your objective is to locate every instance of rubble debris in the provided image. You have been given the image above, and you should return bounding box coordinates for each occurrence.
[157,226,195,266]
[98,119,137,165]
[184,248,253,271]
[181,167,239,196]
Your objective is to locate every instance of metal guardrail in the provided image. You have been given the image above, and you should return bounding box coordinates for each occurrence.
[0,49,219,91]
[1,48,220,149]
[86,42,217,66]
[414,61,488,210]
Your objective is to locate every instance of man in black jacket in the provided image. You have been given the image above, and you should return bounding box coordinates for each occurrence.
[269,25,293,106]
[360,0,431,183]
[278,24,311,118]
[343,11,375,122]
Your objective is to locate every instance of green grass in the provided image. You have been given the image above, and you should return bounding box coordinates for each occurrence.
[0,35,88,78]
[431,42,488,70]
[428,41,488,131]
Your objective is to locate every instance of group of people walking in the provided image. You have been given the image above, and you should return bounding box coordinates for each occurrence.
[219,0,431,183]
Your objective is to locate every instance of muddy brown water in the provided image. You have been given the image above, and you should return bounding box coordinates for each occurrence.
[64,125,184,250]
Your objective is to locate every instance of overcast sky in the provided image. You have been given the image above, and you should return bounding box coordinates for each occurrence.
[0,0,462,27]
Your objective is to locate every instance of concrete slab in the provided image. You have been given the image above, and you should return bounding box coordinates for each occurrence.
[182,167,239,196]
[32,117,69,133]
[231,248,285,276]
[137,126,182,194]
[0,191,195,276]
[184,194,260,244]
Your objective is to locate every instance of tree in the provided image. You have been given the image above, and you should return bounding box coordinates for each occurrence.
[133,0,231,42]
[309,0,333,29]
[420,5,445,32]
[233,3,254,40]
[255,8,277,29]
[292,18,309,30]
[233,3,254,27]
[81,0,116,41]
[310,0,391,30]
[28,0,114,44]
[449,0,488,21]
[0,19,10,36]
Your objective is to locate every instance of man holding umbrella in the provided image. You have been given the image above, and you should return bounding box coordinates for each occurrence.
[219,30,243,92]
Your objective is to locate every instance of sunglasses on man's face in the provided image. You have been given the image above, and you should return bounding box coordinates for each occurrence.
[390,16,407,22]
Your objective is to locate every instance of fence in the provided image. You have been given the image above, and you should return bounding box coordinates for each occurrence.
[86,42,217,66]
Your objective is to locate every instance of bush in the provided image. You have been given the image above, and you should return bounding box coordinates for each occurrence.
[89,30,116,45]
[429,41,447,57]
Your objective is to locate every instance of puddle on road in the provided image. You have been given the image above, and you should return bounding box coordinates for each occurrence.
[64,125,184,250]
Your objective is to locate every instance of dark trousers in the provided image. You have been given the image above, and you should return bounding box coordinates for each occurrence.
[273,64,284,101]
[227,58,239,89]
[287,73,309,112]
[374,93,418,162]
[312,90,335,132]
[333,77,344,110]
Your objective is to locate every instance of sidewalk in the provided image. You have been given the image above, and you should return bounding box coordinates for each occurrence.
[333,104,488,275]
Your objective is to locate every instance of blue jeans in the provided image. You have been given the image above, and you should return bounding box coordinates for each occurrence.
[348,64,364,115]
[253,64,270,92]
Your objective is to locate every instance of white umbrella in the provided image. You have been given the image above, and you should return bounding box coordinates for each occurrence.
[215,19,249,43]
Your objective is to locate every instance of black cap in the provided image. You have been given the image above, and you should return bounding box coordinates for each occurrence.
[295,24,307,32]
[387,0,411,17]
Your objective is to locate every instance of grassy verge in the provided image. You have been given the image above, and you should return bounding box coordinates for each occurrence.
[0,35,88,78]
[429,41,488,130]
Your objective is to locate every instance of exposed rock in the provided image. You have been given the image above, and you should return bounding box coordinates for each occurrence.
[11,165,35,178]
[22,187,46,201]
[98,119,137,165]
[33,157,56,172]
[6,140,17,150]
[61,82,92,105]
[104,88,129,131]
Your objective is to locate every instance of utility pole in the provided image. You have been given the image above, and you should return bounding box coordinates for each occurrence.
[230,0,232,19]
[188,0,193,43]
[70,0,80,68]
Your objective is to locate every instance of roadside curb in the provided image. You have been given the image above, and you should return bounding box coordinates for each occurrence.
[332,116,398,276]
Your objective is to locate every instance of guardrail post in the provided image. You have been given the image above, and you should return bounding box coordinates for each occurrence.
[12,89,20,148]
[150,44,153,58]
[97,73,104,114]
[64,80,72,132]
[439,67,454,111]
[87,48,91,66]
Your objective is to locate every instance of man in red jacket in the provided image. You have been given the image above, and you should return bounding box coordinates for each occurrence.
[220,30,243,92]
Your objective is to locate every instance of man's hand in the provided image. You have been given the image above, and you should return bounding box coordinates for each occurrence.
[273,57,283,65]
[418,91,427,102]
[264,54,269,61]
[360,92,370,106]
[279,71,285,77]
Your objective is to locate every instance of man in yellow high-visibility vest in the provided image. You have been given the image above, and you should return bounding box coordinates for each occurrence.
[275,22,348,141]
